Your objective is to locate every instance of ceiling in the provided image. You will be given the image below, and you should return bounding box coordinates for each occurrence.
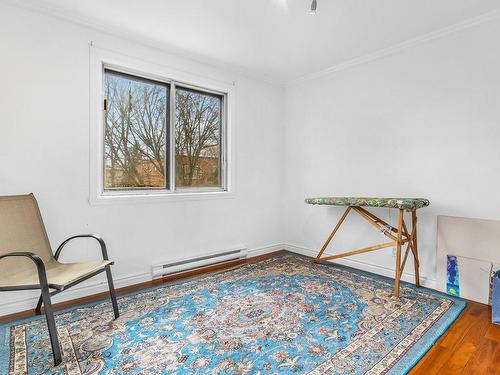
[7,0,500,83]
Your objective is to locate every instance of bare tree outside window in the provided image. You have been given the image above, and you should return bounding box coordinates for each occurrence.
[104,70,168,189]
[175,87,222,188]
[102,68,226,194]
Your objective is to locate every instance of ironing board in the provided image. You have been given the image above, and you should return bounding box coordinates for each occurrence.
[305,197,430,297]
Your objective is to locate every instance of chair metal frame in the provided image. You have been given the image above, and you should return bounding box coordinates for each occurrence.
[0,234,119,366]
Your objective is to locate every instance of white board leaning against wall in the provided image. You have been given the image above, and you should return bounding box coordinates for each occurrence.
[437,215,500,304]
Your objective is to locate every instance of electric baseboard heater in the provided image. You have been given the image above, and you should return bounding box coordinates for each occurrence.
[152,248,247,279]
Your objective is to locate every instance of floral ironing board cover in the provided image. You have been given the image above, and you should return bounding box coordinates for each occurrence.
[305,197,430,211]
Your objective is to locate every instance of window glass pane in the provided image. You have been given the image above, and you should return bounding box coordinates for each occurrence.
[104,70,168,190]
[175,87,222,188]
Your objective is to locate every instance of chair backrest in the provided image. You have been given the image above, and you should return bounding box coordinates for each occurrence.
[0,194,54,277]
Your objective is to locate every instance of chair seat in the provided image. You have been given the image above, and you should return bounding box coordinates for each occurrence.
[0,259,113,290]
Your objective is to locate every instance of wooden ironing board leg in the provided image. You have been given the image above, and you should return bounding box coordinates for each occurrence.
[314,207,351,262]
[314,206,421,298]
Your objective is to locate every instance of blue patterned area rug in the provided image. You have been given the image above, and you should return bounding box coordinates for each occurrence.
[0,253,465,374]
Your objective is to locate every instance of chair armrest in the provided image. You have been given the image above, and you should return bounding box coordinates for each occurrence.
[54,234,109,261]
[0,252,49,288]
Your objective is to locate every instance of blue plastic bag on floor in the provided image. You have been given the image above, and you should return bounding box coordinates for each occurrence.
[493,270,500,325]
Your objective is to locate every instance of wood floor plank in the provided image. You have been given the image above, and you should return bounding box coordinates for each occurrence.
[410,345,447,374]
[411,305,481,375]
[439,341,477,375]
[439,305,484,348]
[485,323,500,342]
[402,302,500,375]
[437,308,492,374]
[461,338,498,375]
[486,343,500,375]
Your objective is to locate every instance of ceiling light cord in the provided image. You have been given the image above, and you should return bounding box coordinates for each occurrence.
[310,0,317,15]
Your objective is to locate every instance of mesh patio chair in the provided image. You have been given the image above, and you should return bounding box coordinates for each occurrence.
[0,194,119,366]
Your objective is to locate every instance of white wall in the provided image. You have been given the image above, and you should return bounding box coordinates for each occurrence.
[283,17,500,290]
[0,3,285,314]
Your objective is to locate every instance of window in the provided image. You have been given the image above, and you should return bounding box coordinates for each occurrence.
[175,87,222,188]
[102,68,226,195]
[104,70,169,190]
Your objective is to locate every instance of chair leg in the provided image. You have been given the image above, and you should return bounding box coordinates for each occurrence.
[105,265,120,319]
[35,294,43,315]
[40,285,62,366]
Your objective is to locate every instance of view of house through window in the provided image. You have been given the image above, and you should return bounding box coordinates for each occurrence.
[103,68,225,193]
[104,70,168,189]
[175,87,222,188]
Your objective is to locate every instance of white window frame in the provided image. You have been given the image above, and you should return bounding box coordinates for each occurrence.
[89,45,235,204]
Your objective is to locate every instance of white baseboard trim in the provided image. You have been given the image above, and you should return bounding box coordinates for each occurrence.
[246,243,286,258]
[284,243,437,290]
[1,242,437,317]
[229,242,438,290]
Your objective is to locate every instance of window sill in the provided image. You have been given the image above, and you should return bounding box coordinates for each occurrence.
[89,190,235,205]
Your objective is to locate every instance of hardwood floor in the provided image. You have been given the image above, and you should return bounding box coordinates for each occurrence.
[1,250,499,374]
[410,302,500,375]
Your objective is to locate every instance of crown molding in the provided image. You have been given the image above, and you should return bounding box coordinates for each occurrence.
[2,0,500,88]
[287,8,500,87]
[0,0,284,87]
